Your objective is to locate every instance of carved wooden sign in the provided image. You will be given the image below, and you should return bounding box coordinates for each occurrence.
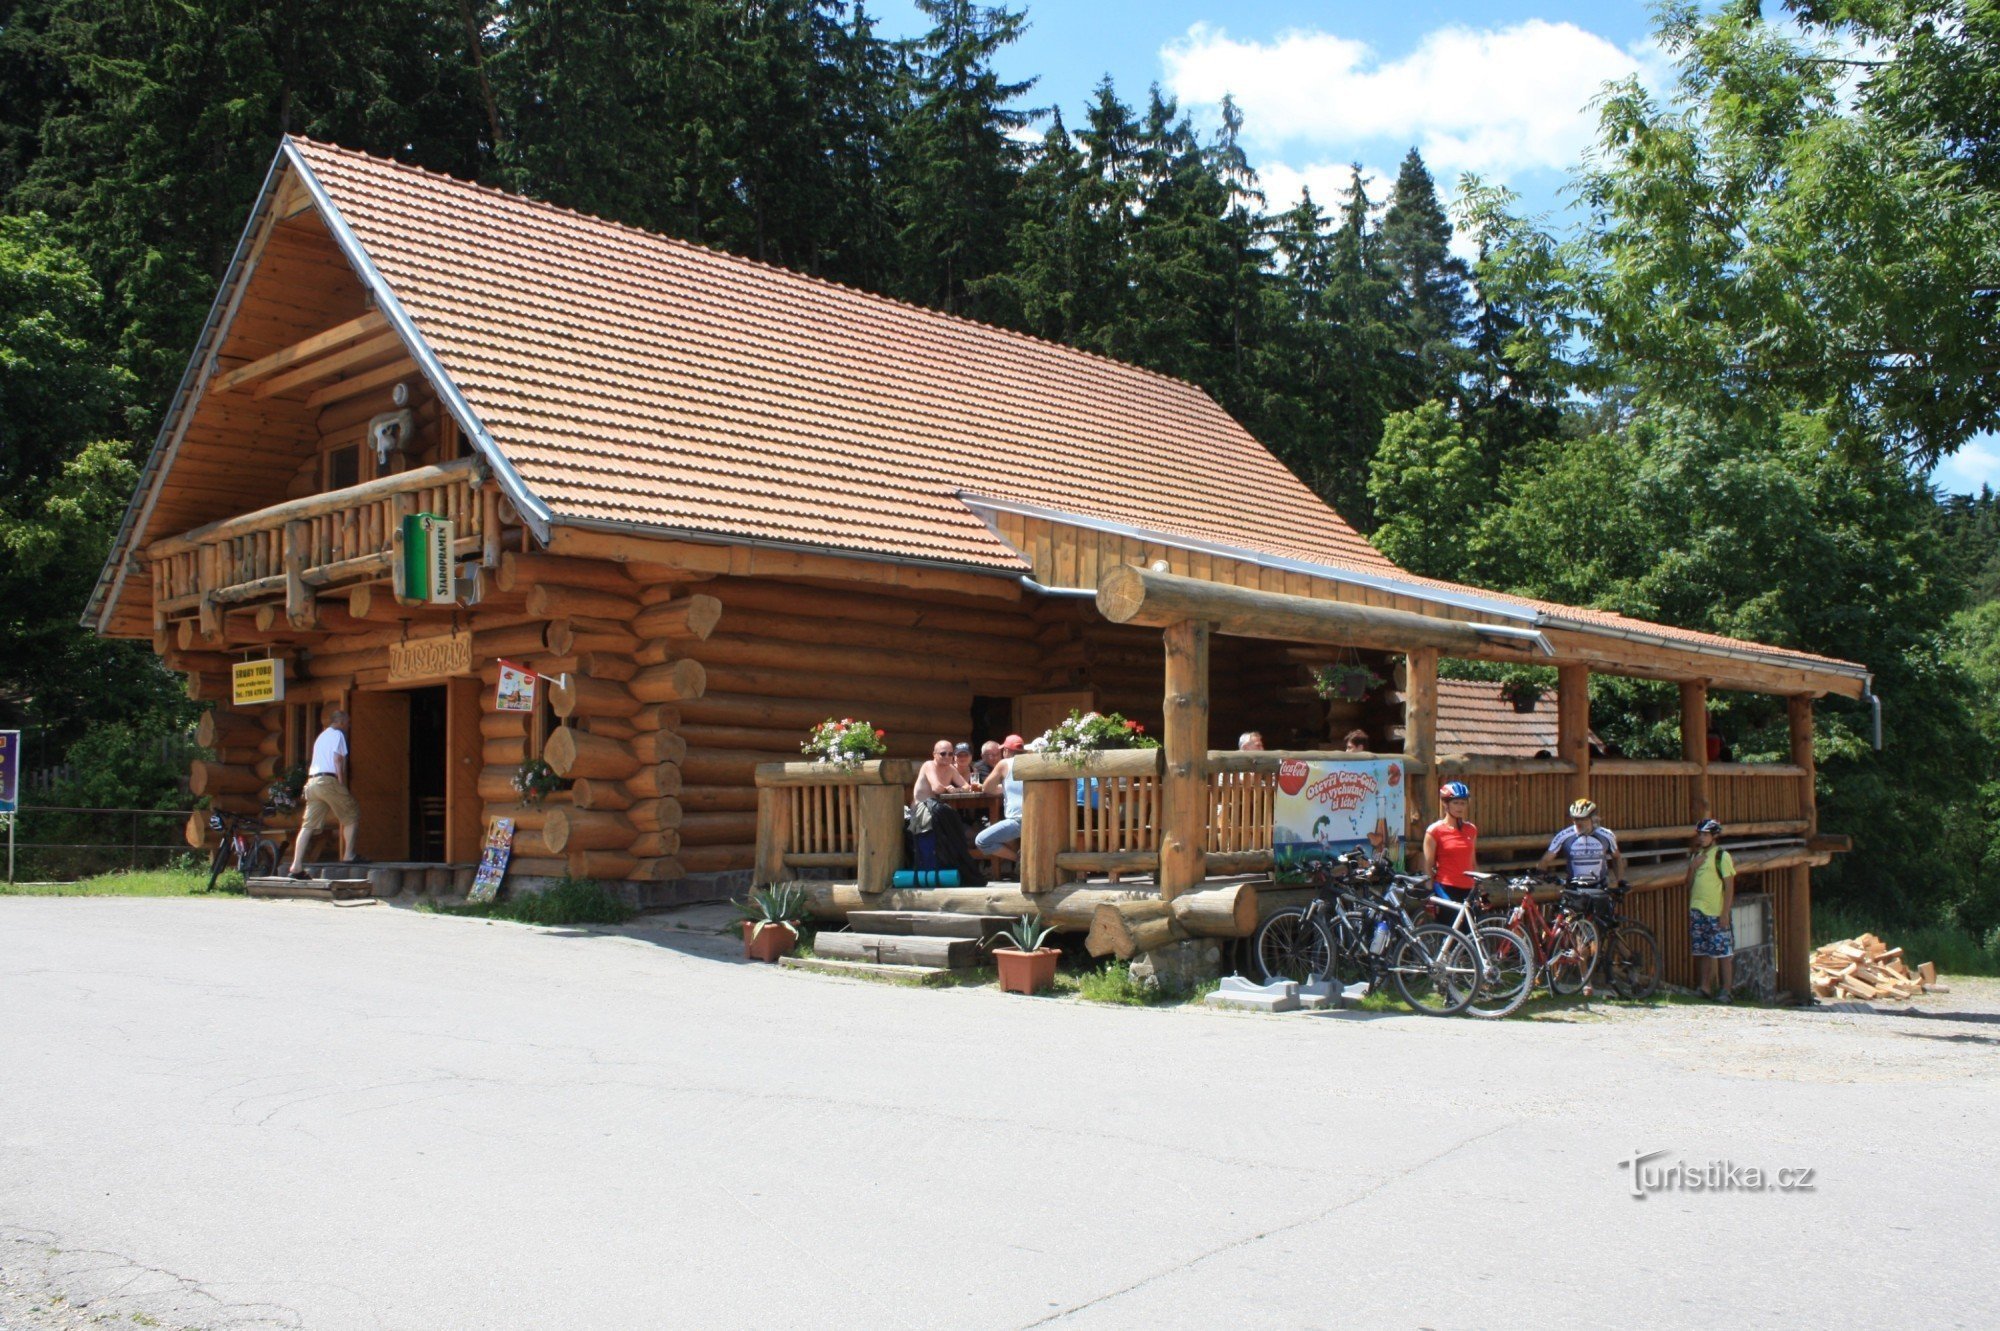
[388,630,472,684]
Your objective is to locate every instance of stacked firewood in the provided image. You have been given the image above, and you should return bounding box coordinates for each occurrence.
[1810,934,1940,1000]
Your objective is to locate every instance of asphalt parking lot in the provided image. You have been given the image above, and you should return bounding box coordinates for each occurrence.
[3,896,1995,1330]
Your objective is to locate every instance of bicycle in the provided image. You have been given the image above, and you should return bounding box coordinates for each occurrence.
[1251,850,1482,1016]
[1485,869,1597,997]
[1560,879,1661,1000]
[1428,874,1538,1019]
[206,806,280,890]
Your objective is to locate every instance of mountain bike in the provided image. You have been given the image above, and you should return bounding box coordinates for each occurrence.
[206,806,280,891]
[1560,879,1661,1000]
[1485,869,1597,997]
[1428,875,1538,1018]
[1251,851,1481,1016]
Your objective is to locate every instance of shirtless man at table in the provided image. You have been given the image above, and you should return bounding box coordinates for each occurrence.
[913,739,975,804]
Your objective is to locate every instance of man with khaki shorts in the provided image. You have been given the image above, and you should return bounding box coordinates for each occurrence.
[289,709,361,876]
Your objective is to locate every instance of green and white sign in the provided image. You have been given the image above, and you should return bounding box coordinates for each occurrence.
[401,513,456,605]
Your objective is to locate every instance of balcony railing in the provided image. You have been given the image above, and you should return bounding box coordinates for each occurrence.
[148,457,493,629]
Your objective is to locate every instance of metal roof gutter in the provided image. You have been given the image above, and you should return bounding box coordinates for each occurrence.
[281,139,551,543]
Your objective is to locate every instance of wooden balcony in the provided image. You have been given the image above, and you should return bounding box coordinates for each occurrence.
[147,457,495,634]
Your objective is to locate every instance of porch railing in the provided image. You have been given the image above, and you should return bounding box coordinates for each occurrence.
[752,759,914,892]
[148,457,493,626]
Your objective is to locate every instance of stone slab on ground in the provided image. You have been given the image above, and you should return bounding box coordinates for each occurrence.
[1208,974,1301,1013]
[778,955,955,985]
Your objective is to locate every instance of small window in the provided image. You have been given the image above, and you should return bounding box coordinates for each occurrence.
[325,445,359,491]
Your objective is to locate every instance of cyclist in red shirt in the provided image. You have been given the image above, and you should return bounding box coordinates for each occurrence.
[1423,781,1479,909]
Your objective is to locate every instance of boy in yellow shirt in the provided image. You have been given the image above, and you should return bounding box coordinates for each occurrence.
[1686,818,1737,1001]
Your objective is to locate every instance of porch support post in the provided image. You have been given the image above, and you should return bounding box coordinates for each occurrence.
[1159,619,1210,901]
[753,786,789,888]
[1557,664,1591,807]
[1780,864,1812,1000]
[1403,647,1438,831]
[1681,680,1709,821]
[1788,694,1816,837]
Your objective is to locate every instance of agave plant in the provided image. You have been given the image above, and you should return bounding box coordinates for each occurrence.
[995,913,1056,952]
[736,884,807,926]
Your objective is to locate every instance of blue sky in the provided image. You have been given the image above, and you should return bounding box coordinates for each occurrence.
[876,1,1996,496]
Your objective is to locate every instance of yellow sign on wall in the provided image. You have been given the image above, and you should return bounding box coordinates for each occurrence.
[231,658,285,706]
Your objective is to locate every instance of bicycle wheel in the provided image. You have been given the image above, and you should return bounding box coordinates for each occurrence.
[1606,922,1661,1000]
[1546,917,1597,996]
[1251,908,1333,984]
[205,835,229,893]
[244,838,278,880]
[1389,923,1478,1016]
[1465,924,1536,1019]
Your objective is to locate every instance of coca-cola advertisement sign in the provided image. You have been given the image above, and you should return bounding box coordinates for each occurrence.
[1272,758,1406,885]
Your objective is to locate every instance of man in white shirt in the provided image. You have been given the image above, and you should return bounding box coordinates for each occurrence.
[289,709,361,875]
[1539,798,1624,883]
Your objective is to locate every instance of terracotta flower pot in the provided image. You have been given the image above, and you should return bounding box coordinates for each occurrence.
[742,920,799,963]
[994,946,1060,995]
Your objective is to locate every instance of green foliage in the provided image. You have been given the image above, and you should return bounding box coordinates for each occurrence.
[995,913,1054,952]
[437,876,634,926]
[736,883,808,926]
[1367,403,1490,578]
[2,865,236,896]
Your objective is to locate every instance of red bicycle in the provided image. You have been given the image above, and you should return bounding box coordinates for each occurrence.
[206,806,280,890]
[1480,870,1596,996]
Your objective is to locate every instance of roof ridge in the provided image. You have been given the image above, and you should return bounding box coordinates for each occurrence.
[284,135,1224,400]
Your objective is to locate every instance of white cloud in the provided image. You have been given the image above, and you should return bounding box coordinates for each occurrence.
[1163,19,1666,178]
[1931,435,2000,496]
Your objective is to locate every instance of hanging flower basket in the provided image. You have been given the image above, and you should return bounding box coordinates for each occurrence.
[1311,663,1385,703]
[801,717,888,768]
[513,757,561,806]
[1500,678,1545,713]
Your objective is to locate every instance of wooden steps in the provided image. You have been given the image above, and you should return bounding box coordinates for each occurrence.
[246,875,373,901]
[805,909,1010,979]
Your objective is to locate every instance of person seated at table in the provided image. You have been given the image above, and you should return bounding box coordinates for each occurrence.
[971,740,1003,782]
[975,734,1028,862]
[1239,731,1265,751]
[1343,729,1370,753]
[953,742,974,783]
[913,739,974,804]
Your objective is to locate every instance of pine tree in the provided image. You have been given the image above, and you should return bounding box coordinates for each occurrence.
[1377,147,1472,410]
[886,0,1035,316]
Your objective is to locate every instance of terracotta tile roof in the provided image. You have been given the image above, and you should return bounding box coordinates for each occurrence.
[1436,679,1599,757]
[294,139,1398,574]
[289,140,1864,678]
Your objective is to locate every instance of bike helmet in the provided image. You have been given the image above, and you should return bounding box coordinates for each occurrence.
[1439,781,1471,801]
[1568,798,1597,819]
[1696,818,1723,836]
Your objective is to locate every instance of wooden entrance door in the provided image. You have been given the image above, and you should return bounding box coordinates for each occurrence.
[444,676,483,861]
[1017,690,1096,742]
[348,689,410,860]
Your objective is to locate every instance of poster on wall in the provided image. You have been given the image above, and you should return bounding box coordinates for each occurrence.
[1272,758,1406,886]
[468,817,516,904]
[0,730,18,814]
[496,660,537,713]
[231,658,284,706]
[400,512,456,605]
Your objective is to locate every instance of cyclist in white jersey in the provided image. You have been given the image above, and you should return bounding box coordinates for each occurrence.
[1539,798,1625,883]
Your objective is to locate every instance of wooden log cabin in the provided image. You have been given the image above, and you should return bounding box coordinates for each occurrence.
[86,138,1870,993]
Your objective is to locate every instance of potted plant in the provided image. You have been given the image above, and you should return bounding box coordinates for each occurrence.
[1311,662,1385,703]
[512,757,561,806]
[738,884,807,962]
[801,717,888,768]
[1499,676,1545,713]
[264,764,307,815]
[1026,709,1160,769]
[992,914,1060,994]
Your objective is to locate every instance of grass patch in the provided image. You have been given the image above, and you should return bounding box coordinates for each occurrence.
[1072,959,1214,1006]
[428,875,633,927]
[1812,904,2000,978]
[0,866,241,896]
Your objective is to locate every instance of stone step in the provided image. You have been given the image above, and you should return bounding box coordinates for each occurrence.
[845,910,1015,939]
[779,956,955,986]
[812,931,984,968]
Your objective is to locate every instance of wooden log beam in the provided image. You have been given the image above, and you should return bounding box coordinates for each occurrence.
[250,330,406,399]
[1097,565,1534,656]
[525,584,640,622]
[1018,779,1070,894]
[623,761,684,799]
[1789,694,1817,838]
[551,674,641,719]
[544,808,637,853]
[189,760,262,798]
[544,528,1023,601]
[626,797,683,832]
[545,725,639,781]
[679,692,966,738]
[495,551,643,595]
[629,659,707,703]
[632,594,723,642]
[212,310,390,393]
[1159,620,1210,901]
[1557,663,1591,809]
